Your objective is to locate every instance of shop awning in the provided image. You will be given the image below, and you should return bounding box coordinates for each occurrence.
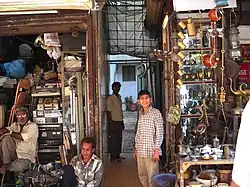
[0,0,93,12]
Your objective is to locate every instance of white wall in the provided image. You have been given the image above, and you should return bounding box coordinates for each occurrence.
[109,64,138,109]
[239,26,250,44]
[173,0,236,12]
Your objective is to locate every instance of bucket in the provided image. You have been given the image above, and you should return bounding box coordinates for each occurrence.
[152,174,176,187]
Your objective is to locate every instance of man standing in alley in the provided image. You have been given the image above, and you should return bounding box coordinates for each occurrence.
[133,90,164,187]
[107,82,124,162]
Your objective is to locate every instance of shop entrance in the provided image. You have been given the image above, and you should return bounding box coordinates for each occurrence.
[0,31,87,164]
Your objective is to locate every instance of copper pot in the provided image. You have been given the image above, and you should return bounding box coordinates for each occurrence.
[202,54,219,68]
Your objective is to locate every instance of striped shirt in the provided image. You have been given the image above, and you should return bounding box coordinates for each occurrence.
[135,106,164,157]
[70,154,103,187]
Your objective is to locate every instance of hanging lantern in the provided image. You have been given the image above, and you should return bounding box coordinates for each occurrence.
[176,79,183,89]
[187,17,196,37]
[229,25,241,58]
[214,0,229,8]
[178,21,186,30]
[178,41,186,49]
[177,31,185,40]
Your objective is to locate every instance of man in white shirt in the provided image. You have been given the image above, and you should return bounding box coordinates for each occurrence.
[231,100,250,187]
[0,107,38,173]
[107,82,125,162]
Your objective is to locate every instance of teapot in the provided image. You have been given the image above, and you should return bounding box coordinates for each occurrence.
[200,145,213,155]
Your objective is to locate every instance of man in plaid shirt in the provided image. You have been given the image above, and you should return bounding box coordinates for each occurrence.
[60,137,103,187]
[133,90,164,187]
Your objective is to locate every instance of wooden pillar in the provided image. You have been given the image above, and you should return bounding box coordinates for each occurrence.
[86,10,105,158]
[86,14,97,137]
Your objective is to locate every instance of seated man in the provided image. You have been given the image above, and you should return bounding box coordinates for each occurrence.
[60,137,103,187]
[0,107,38,173]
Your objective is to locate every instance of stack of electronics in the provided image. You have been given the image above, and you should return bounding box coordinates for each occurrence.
[31,83,63,164]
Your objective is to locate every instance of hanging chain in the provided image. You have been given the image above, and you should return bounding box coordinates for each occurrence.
[220,9,226,103]
[170,58,176,170]
[199,10,205,88]
[220,9,228,144]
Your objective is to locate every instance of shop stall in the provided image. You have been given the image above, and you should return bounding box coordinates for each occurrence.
[156,0,246,186]
[0,1,107,165]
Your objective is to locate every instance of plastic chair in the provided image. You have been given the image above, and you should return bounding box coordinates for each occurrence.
[152,173,176,187]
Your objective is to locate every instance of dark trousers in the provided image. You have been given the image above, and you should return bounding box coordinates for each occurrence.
[60,165,77,187]
[108,121,124,160]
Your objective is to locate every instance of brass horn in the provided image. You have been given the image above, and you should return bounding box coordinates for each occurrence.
[239,83,250,96]
[229,78,243,96]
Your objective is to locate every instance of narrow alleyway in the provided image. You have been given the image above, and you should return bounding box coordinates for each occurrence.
[103,111,141,187]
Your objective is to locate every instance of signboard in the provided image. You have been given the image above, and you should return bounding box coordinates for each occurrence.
[173,0,237,12]
[0,0,92,12]
[239,63,250,82]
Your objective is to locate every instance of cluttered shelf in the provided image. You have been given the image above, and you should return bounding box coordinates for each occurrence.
[177,156,233,172]
[182,80,217,85]
[181,113,215,118]
[181,47,212,52]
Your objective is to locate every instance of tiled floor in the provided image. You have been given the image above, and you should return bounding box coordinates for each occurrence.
[103,153,142,187]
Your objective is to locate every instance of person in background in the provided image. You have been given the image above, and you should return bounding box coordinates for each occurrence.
[60,137,103,187]
[133,90,164,187]
[107,82,125,162]
[231,101,250,187]
[0,107,38,173]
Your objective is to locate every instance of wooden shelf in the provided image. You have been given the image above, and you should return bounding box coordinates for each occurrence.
[182,80,217,85]
[181,47,212,52]
[181,113,215,118]
[31,92,60,97]
[177,156,233,172]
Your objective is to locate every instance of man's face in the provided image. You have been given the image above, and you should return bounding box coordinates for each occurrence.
[81,142,94,162]
[16,110,28,125]
[138,94,152,109]
[112,85,120,94]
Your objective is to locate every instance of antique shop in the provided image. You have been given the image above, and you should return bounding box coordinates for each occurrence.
[0,0,249,186]
[0,1,107,165]
[154,0,249,186]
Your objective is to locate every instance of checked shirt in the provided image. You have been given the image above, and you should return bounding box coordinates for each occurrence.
[135,106,164,157]
[70,154,103,187]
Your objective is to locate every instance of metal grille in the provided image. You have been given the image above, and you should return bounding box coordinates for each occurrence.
[105,0,159,57]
